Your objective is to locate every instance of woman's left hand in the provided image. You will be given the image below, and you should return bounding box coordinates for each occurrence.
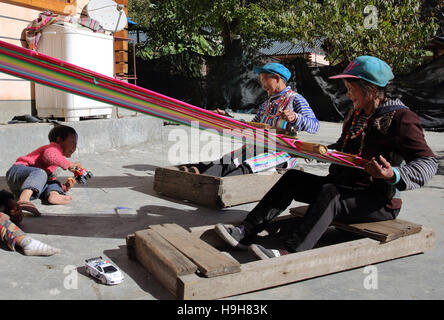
[364,155,396,182]
[280,109,298,123]
[213,108,227,116]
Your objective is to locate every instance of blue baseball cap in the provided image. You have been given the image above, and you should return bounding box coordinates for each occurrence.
[253,63,291,82]
[329,56,394,87]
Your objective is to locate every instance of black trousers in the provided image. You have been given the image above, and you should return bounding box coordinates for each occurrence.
[242,169,399,252]
[199,162,252,177]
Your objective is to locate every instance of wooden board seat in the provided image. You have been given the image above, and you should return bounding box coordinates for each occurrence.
[289,206,422,242]
[148,223,241,278]
[153,166,285,208]
[130,223,241,297]
[127,213,434,300]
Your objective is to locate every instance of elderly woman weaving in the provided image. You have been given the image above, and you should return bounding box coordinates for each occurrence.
[182,62,320,176]
[214,56,438,259]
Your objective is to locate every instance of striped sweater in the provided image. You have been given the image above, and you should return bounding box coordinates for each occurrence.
[252,87,320,134]
[235,87,320,173]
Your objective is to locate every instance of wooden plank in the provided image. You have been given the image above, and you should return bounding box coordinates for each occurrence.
[125,233,136,260]
[134,229,197,296]
[187,224,236,249]
[153,166,283,208]
[218,172,282,207]
[114,40,128,51]
[154,167,221,208]
[114,51,128,63]
[177,227,435,299]
[290,206,422,242]
[1,0,77,15]
[115,29,128,39]
[341,220,422,242]
[115,0,128,6]
[149,224,241,278]
[115,62,128,75]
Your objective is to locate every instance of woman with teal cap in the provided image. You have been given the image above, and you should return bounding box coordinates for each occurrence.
[186,62,320,176]
[214,56,438,259]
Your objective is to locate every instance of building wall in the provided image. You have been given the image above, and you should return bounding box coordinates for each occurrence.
[0,0,91,123]
[0,3,40,122]
[0,0,131,123]
[308,53,330,67]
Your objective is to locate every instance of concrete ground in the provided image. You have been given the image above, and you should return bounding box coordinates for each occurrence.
[0,114,443,300]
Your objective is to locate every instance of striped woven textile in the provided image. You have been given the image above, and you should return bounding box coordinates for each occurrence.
[0,40,369,169]
[244,151,292,173]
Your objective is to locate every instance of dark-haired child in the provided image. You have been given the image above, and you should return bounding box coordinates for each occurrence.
[6,125,81,215]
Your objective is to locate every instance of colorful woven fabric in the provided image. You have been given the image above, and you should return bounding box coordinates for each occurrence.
[258,89,295,131]
[0,40,369,169]
[244,151,291,173]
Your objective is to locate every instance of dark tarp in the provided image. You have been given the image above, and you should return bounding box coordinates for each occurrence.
[135,40,269,112]
[306,54,444,131]
[393,54,444,131]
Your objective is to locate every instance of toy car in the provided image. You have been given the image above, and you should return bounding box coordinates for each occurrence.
[73,167,93,184]
[85,256,124,285]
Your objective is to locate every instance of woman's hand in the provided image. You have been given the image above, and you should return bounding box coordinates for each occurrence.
[280,109,298,123]
[68,162,82,172]
[364,155,396,182]
[213,108,227,116]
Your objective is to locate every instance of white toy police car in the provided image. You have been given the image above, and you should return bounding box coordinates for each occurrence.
[85,256,124,285]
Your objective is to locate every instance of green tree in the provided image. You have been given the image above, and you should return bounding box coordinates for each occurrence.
[307,0,440,74]
[128,0,295,59]
[128,0,440,75]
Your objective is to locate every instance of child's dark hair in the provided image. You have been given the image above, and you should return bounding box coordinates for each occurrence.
[0,189,14,214]
[48,125,77,143]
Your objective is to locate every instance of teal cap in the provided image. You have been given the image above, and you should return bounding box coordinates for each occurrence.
[329,56,394,87]
[253,63,291,82]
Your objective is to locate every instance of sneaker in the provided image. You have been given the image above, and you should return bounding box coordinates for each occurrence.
[189,166,200,174]
[214,223,248,250]
[248,244,289,260]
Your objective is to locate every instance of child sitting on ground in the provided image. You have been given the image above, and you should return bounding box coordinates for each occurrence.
[0,190,60,256]
[6,124,80,215]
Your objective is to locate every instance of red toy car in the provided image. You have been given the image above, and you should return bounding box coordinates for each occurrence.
[73,167,93,184]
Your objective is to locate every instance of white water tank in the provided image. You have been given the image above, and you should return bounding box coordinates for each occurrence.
[35,23,114,121]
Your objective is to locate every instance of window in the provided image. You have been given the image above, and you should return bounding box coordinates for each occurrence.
[103,266,118,273]
[2,0,77,15]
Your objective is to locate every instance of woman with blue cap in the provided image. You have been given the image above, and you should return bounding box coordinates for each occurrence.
[214,56,438,259]
[186,62,319,176]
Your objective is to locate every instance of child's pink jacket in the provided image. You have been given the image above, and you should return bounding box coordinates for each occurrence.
[14,142,70,175]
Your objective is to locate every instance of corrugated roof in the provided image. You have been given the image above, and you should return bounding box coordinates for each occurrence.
[259,39,325,56]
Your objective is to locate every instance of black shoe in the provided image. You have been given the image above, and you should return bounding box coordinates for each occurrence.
[214,223,248,250]
[248,244,289,260]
